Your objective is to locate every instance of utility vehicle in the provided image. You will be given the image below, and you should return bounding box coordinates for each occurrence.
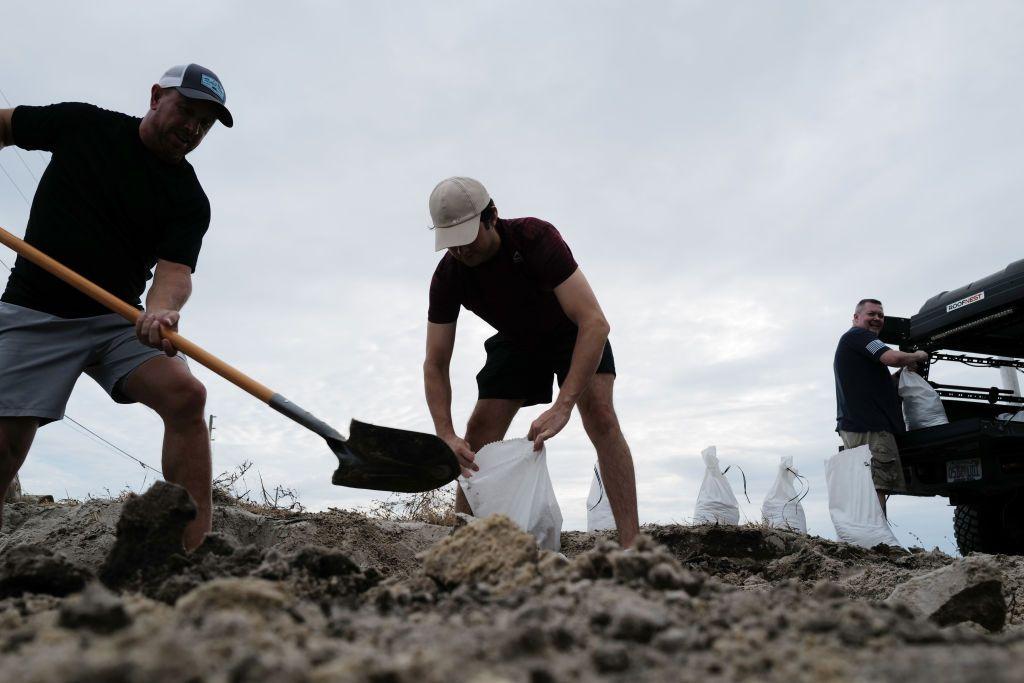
[880,260,1024,554]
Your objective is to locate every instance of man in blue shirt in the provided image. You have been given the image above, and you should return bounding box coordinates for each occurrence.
[834,299,928,512]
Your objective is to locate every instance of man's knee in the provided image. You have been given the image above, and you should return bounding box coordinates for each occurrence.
[464,400,519,446]
[581,402,620,438]
[157,375,207,422]
[465,411,497,447]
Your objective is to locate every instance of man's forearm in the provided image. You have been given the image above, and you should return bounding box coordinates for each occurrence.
[424,363,457,439]
[880,349,927,368]
[555,319,610,407]
[146,276,191,311]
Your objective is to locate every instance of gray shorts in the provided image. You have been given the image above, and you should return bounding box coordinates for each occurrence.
[0,302,184,425]
[839,430,906,492]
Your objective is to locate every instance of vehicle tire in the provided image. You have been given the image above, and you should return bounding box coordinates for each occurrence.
[954,497,1024,555]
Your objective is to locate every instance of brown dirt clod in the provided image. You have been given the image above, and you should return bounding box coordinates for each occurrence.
[98,481,197,590]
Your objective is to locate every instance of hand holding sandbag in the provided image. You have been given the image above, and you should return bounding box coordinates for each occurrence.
[459,439,563,552]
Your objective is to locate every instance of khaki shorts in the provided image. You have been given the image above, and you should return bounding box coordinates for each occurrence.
[839,430,906,492]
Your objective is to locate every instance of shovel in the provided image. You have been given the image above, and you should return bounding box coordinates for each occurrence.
[0,226,459,493]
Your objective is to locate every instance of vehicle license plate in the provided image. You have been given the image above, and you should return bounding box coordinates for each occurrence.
[946,458,982,483]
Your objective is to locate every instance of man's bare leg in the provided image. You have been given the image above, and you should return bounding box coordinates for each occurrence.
[455,398,523,515]
[0,417,38,531]
[4,474,21,503]
[577,374,639,548]
[121,357,211,551]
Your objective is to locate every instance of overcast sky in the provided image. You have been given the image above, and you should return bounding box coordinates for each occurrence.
[3,1,1023,554]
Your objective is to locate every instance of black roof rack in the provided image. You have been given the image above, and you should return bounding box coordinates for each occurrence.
[880,259,1024,356]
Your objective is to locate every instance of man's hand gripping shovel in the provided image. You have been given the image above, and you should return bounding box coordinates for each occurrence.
[0,226,460,493]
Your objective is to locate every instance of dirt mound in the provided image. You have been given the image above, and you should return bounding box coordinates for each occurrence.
[0,545,90,598]
[421,514,541,589]
[5,489,1024,681]
[565,523,957,599]
[99,481,197,589]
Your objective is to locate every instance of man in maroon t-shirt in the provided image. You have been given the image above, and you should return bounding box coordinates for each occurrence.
[423,177,639,547]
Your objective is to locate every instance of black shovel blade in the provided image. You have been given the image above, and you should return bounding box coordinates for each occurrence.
[329,419,460,493]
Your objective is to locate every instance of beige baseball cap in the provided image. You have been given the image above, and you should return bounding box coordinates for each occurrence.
[429,177,491,251]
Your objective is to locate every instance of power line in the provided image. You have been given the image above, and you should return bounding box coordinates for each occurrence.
[11,147,39,183]
[0,158,31,204]
[62,415,162,475]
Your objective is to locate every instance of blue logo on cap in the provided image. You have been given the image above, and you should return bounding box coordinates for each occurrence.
[200,74,225,101]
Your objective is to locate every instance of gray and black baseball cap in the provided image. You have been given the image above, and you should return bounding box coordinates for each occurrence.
[157,63,233,128]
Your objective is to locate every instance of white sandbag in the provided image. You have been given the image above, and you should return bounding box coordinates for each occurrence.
[825,445,900,548]
[761,456,807,533]
[898,370,948,430]
[694,446,740,525]
[586,463,615,531]
[459,438,563,552]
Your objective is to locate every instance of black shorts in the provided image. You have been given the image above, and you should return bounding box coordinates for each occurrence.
[476,332,616,407]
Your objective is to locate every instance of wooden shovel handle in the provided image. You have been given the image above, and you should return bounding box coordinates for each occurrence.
[0,226,276,404]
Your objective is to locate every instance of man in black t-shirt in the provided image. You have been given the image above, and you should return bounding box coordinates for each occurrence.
[0,64,233,550]
[834,298,928,512]
[423,177,639,547]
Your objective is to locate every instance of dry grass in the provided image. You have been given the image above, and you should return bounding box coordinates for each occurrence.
[363,484,457,526]
[212,460,305,515]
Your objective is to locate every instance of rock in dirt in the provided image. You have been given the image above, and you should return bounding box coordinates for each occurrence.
[58,582,130,633]
[887,554,1007,631]
[98,481,197,589]
[0,544,90,597]
[294,545,360,578]
[607,600,671,643]
[452,512,476,529]
[193,531,240,557]
[176,577,292,621]
[571,536,705,595]
[423,514,538,588]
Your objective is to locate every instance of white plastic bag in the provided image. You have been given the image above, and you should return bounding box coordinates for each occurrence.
[898,371,948,430]
[761,456,807,533]
[586,463,615,531]
[825,445,900,548]
[694,446,740,525]
[459,438,563,552]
